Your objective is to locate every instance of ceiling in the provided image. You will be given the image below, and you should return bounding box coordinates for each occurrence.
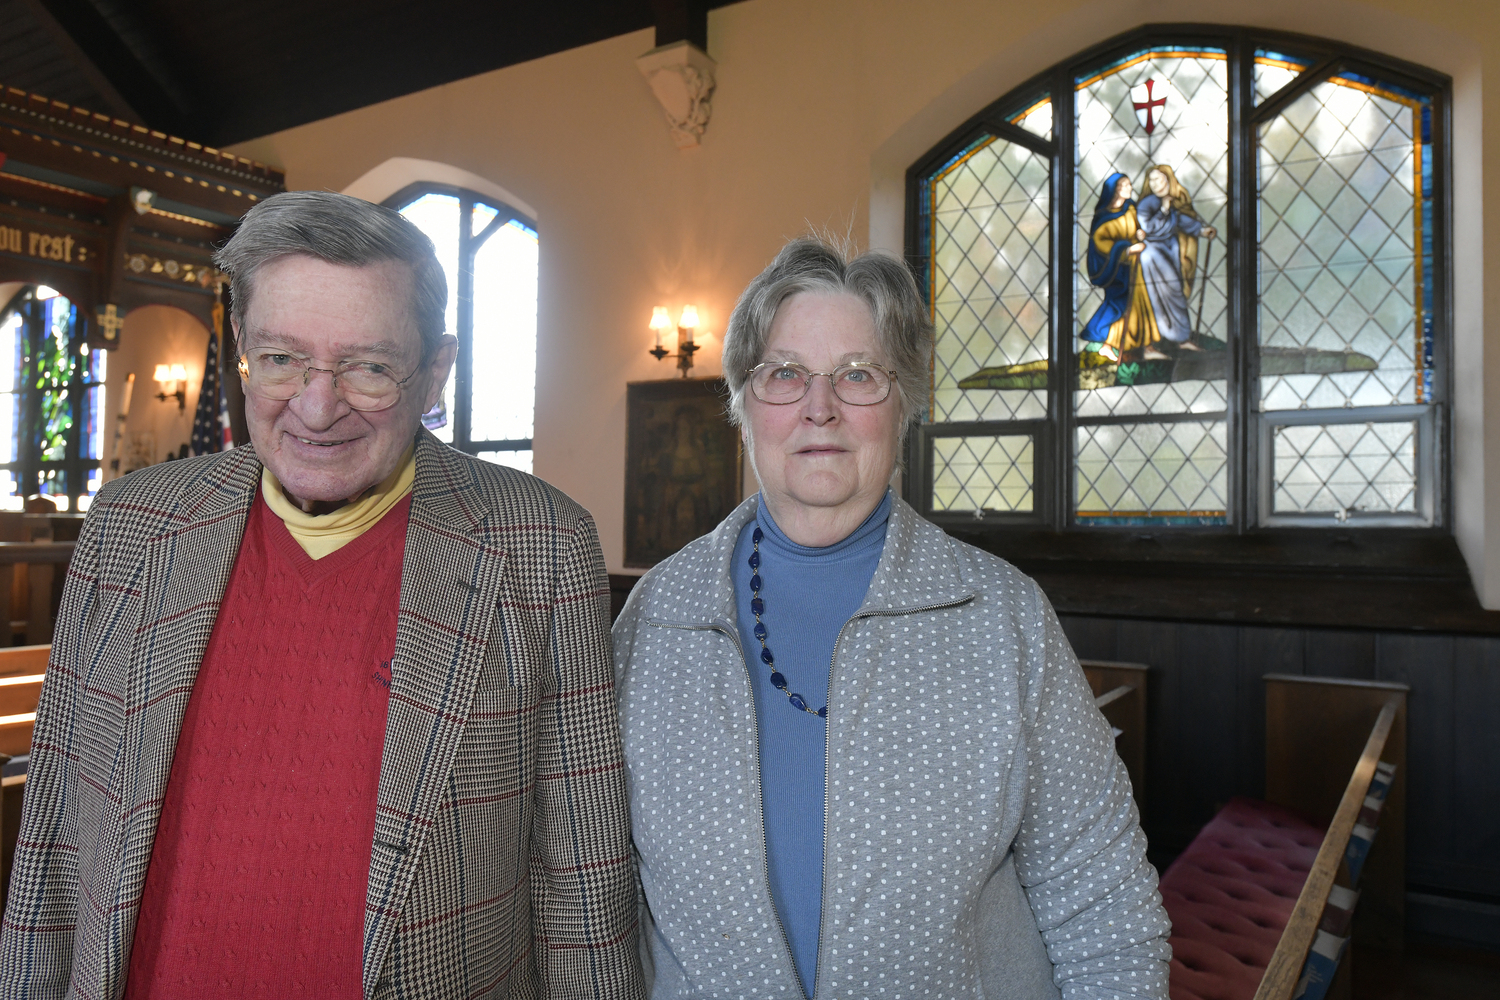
[2,0,733,147]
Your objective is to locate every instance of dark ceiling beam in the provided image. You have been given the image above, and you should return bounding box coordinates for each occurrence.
[649,0,708,50]
[19,0,193,135]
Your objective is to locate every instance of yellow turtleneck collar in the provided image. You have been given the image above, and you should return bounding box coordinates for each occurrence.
[260,443,417,560]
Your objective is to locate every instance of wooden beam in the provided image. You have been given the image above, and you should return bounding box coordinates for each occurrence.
[21,0,196,137]
[16,0,141,124]
[649,0,708,50]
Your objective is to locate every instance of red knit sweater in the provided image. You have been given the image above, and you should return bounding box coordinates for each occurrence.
[124,492,411,998]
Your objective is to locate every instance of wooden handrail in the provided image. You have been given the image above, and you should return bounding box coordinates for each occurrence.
[1093,684,1135,710]
[1251,696,1400,1000]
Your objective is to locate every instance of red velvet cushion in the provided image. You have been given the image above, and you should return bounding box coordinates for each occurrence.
[1160,797,1325,1000]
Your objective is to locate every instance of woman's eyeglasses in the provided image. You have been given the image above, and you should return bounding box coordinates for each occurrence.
[746,361,897,406]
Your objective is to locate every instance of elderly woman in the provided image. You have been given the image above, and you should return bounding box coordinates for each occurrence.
[614,237,1170,999]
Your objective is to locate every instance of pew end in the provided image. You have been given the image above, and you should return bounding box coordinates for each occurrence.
[1263,674,1408,953]
[1080,659,1148,820]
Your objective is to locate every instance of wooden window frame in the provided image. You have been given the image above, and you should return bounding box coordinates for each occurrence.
[384,182,538,458]
[903,25,1454,590]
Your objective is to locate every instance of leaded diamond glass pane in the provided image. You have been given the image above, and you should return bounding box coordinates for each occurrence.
[930,135,1051,423]
[1073,50,1229,419]
[1075,420,1227,524]
[1272,420,1417,514]
[1257,76,1432,411]
[1253,50,1310,105]
[931,434,1034,513]
[1013,97,1053,140]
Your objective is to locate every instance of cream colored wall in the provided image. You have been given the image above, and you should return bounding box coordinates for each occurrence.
[104,305,208,478]
[226,0,1500,598]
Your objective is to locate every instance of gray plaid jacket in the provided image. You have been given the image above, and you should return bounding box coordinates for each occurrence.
[0,432,645,1000]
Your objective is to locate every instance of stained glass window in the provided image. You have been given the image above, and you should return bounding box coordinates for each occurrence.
[0,285,106,511]
[394,187,538,473]
[907,29,1446,533]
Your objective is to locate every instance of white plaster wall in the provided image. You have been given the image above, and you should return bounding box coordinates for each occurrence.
[223,0,1499,599]
[105,305,209,476]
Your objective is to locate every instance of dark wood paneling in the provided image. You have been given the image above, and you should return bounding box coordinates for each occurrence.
[1452,638,1500,895]
[1236,627,1304,793]
[1176,624,1242,819]
[1057,614,1117,660]
[1377,634,1456,889]
[1306,630,1378,679]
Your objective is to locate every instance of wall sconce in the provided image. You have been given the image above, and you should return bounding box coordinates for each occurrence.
[648,305,704,376]
[153,363,187,410]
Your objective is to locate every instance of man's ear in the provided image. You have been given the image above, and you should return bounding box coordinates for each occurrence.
[231,317,247,388]
[422,335,459,412]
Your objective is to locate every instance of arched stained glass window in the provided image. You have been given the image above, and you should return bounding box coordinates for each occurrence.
[907,28,1446,537]
[388,185,538,473]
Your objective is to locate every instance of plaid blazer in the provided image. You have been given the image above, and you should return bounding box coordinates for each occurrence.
[0,432,644,1000]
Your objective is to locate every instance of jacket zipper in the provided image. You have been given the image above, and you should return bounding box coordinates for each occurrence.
[654,593,974,1000]
[650,618,802,990]
[810,594,973,999]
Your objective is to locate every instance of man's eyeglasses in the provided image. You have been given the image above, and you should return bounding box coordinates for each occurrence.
[746,361,897,406]
[237,349,419,413]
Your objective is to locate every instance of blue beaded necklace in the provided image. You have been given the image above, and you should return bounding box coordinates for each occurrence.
[748,525,828,719]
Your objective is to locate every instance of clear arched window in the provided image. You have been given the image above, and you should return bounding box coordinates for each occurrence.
[389,184,538,472]
[907,30,1446,539]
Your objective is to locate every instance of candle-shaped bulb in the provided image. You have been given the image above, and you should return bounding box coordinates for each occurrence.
[678,305,699,347]
[650,306,671,348]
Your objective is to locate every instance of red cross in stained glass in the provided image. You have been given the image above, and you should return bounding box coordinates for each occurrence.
[1133,78,1167,135]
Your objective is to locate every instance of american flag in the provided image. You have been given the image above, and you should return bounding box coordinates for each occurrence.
[190,311,227,455]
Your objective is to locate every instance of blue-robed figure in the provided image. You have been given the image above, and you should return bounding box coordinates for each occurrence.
[1080,172,1156,359]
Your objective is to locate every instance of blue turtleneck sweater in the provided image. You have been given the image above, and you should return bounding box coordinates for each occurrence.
[730,490,892,997]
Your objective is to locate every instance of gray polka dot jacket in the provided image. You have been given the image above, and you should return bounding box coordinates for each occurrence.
[613,494,1171,998]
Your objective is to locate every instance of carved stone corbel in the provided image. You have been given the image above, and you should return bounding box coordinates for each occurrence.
[636,40,716,148]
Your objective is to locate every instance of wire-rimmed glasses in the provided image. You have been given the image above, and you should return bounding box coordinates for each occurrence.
[746,361,897,406]
[237,348,420,413]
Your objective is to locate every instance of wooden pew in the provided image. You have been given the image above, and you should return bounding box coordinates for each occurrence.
[1160,675,1408,1000]
[0,644,46,908]
[0,644,46,758]
[1080,659,1148,818]
[0,542,74,646]
[1252,676,1408,999]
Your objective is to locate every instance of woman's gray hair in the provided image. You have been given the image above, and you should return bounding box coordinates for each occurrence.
[722,236,932,430]
[213,190,447,358]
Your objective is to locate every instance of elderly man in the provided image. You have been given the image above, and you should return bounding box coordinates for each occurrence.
[0,191,643,999]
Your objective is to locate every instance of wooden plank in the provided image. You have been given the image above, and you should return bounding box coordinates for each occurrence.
[0,719,34,757]
[1238,626,1306,796]
[1093,684,1134,709]
[0,674,43,716]
[25,563,54,646]
[1080,659,1148,819]
[0,542,73,565]
[1252,698,1399,1000]
[1118,620,1179,842]
[0,646,49,679]
[1305,630,1376,680]
[1,773,24,914]
[1264,674,1409,822]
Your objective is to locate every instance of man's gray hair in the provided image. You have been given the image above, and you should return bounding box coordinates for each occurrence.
[214,190,447,358]
[722,236,933,430]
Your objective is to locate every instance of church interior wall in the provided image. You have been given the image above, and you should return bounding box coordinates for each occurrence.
[221,0,1500,603]
[108,306,209,478]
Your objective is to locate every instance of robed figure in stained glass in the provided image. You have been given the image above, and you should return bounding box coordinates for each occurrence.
[1080,172,1159,361]
[1136,164,1216,350]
